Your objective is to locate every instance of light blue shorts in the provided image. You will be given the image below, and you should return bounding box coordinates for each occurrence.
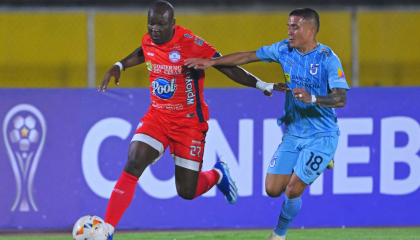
[267,133,339,185]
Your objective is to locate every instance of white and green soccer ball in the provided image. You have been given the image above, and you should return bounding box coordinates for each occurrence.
[72,215,108,240]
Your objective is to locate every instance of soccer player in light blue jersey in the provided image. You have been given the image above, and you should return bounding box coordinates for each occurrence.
[185,8,349,240]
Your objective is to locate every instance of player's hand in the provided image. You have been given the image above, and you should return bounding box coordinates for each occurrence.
[273,83,290,93]
[293,88,311,103]
[184,58,213,70]
[98,65,120,92]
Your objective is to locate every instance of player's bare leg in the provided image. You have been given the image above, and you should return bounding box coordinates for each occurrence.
[174,161,238,203]
[265,173,292,198]
[268,173,307,240]
[175,165,200,200]
[104,141,159,239]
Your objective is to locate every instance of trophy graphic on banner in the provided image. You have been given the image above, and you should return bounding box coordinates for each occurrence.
[3,104,46,212]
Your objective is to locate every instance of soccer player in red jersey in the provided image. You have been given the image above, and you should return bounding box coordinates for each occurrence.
[98,1,287,238]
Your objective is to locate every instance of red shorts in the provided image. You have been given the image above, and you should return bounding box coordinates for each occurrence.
[132,109,208,171]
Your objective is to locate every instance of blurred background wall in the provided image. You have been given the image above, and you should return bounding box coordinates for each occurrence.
[0,1,419,88]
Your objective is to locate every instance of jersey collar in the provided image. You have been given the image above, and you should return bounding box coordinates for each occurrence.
[294,43,321,57]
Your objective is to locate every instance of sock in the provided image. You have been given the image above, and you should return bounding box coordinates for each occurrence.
[274,196,302,237]
[193,169,220,199]
[104,171,139,230]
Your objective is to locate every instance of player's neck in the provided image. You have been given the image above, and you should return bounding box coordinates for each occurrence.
[296,41,319,54]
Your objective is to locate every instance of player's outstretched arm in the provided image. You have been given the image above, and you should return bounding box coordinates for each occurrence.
[293,87,347,108]
[98,47,145,92]
[185,51,261,70]
[214,65,290,97]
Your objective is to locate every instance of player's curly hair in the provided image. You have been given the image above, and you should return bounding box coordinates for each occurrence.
[289,8,320,33]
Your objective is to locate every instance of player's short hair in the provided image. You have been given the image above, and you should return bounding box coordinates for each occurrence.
[289,8,320,33]
[150,1,175,19]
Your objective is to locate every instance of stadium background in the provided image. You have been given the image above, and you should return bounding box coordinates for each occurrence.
[1,0,420,237]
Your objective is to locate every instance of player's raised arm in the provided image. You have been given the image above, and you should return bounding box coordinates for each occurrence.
[184,51,261,70]
[98,46,146,92]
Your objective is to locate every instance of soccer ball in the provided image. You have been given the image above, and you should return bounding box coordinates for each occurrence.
[72,215,108,240]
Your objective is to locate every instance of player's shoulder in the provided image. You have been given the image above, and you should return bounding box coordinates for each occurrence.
[142,32,152,45]
[318,43,339,60]
[176,25,202,43]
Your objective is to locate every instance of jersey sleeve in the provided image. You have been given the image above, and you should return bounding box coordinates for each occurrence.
[256,40,287,63]
[190,35,217,59]
[327,52,350,90]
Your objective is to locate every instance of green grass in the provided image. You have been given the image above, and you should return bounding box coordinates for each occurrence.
[1,228,419,240]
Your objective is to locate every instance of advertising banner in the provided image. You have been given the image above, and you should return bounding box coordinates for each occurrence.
[0,88,419,229]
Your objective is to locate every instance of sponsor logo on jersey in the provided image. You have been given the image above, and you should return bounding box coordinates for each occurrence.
[291,75,320,88]
[185,78,195,105]
[173,44,181,49]
[321,48,331,57]
[152,102,183,110]
[184,34,194,38]
[269,156,277,168]
[152,78,177,99]
[152,64,182,75]
[338,68,345,78]
[146,61,153,72]
[310,63,319,75]
[147,52,154,56]
[284,73,290,83]
[194,37,204,46]
[169,51,181,63]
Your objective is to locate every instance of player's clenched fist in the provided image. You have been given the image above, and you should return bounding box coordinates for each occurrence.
[293,88,312,103]
[184,58,213,70]
[98,65,121,92]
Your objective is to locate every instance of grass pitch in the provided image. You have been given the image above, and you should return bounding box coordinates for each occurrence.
[0,228,419,240]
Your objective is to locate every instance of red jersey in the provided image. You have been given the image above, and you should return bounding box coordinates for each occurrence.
[142,25,217,122]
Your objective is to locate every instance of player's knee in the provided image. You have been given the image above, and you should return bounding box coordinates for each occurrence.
[265,186,283,198]
[176,187,196,200]
[125,151,144,173]
[285,184,303,199]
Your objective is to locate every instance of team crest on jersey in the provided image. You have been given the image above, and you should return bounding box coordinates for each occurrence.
[269,156,277,168]
[146,61,153,72]
[152,78,177,99]
[169,51,181,63]
[284,73,290,83]
[309,64,319,75]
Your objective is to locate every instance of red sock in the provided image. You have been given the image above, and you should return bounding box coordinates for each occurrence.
[193,169,220,199]
[105,171,139,228]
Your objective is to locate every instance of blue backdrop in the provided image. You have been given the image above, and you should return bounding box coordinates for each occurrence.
[0,87,419,230]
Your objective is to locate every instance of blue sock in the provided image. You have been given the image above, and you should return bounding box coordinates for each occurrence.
[274,196,302,237]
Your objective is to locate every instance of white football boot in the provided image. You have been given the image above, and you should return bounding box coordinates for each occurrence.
[267,231,286,240]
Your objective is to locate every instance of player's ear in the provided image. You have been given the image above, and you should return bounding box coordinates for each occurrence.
[172,18,176,27]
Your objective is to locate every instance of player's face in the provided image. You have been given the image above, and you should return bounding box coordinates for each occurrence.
[287,15,313,49]
[148,10,175,45]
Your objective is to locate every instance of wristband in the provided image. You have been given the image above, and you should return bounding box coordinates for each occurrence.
[114,62,124,71]
[311,95,317,103]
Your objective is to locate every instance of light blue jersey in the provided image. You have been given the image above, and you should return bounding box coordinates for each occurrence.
[256,39,349,138]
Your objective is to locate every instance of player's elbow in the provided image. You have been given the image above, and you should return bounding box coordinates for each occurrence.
[336,101,346,108]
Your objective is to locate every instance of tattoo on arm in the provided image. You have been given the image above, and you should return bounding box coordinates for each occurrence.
[315,88,347,108]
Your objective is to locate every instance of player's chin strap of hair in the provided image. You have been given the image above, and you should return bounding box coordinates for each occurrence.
[114,61,125,71]
[256,80,274,93]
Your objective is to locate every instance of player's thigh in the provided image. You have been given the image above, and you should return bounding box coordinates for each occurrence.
[127,111,170,177]
[265,174,292,198]
[265,136,299,197]
[124,141,160,178]
[294,135,338,185]
[170,121,208,188]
